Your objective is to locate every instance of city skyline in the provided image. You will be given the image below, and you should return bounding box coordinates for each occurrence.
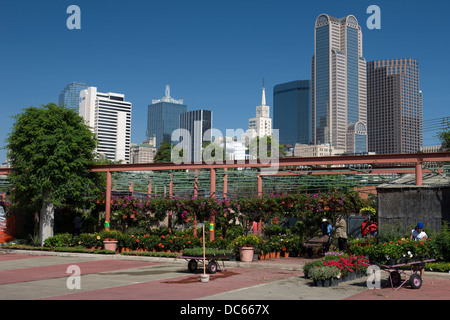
[1,0,450,163]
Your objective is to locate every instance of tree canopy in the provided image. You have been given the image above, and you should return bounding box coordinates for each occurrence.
[6,103,102,243]
[7,103,99,207]
[437,123,450,151]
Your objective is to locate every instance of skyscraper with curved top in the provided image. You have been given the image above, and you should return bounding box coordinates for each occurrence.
[311,14,367,154]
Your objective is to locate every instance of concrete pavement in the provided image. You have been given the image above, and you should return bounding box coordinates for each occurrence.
[0,249,449,302]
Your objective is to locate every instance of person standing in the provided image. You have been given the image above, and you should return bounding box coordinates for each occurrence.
[321,218,332,253]
[335,215,348,251]
[361,216,370,237]
[73,213,82,236]
[410,222,428,279]
[410,222,427,241]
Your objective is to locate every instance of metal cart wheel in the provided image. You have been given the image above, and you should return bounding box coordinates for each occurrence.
[188,259,198,273]
[410,273,422,289]
[207,260,218,274]
[391,271,401,287]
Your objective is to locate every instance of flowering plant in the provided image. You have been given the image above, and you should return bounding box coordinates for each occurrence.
[309,265,341,281]
[234,234,261,248]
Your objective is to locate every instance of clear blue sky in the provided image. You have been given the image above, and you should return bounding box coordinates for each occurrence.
[1,0,449,163]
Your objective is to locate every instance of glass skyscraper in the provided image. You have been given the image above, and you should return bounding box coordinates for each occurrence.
[273,80,311,147]
[59,82,88,109]
[311,14,367,154]
[367,58,422,154]
[179,110,213,163]
[147,85,187,149]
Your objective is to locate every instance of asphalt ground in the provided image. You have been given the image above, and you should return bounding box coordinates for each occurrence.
[0,249,448,317]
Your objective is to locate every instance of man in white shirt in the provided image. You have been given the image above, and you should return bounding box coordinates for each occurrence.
[410,222,427,279]
[411,222,427,241]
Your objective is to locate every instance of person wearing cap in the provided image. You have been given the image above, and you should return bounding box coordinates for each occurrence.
[321,218,332,236]
[321,218,332,253]
[410,222,428,279]
[410,222,427,241]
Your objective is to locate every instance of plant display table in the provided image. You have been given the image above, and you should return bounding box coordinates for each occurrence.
[375,259,435,290]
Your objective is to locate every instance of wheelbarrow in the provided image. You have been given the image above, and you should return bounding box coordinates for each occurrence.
[375,259,435,290]
[179,253,234,274]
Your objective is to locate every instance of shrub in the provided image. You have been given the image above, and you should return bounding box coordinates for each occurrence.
[435,221,450,261]
[43,233,73,247]
[425,261,450,272]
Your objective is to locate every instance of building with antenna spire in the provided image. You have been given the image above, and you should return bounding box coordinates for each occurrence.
[147,84,187,149]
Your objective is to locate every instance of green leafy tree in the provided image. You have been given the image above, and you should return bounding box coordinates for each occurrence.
[154,142,173,163]
[6,103,99,244]
[248,135,286,159]
[437,123,450,151]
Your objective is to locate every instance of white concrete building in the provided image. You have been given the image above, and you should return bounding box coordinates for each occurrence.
[248,84,272,139]
[130,136,157,164]
[294,143,345,157]
[79,87,132,163]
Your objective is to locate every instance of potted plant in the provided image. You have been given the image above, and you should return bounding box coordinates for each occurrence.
[234,234,261,262]
[100,230,122,252]
[309,265,341,287]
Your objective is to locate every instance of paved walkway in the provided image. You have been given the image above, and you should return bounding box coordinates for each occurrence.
[0,249,449,303]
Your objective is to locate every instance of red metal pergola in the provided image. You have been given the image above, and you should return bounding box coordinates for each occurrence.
[1,152,450,240]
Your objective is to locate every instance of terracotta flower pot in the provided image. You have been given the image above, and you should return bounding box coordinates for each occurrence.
[239,247,254,262]
[103,240,118,252]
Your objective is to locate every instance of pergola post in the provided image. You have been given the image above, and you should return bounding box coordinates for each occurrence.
[222,168,228,238]
[257,172,263,235]
[209,168,216,241]
[193,170,198,237]
[168,173,173,232]
[105,171,112,231]
[415,162,423,186]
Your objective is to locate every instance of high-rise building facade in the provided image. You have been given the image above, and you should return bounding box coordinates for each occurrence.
[59,82,88,109]
[367,58,422,154]
[311,14,367,154]
[79,87,132,163]
[147,84,187,149]
[179,109,212,163]
[273,80,310,147]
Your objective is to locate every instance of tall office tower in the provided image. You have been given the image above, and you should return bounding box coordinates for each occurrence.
[311,14,368,154]
[179,110,212,163]
[59,82,88,109]
[367,58,422,154]
[79,87,132,163]
[147,84,187,149]
[248,84,272,138]
[273,80,311,147]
